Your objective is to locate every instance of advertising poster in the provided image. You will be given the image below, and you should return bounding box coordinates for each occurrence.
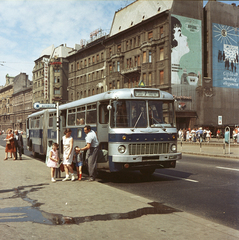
[171,14,202,86]
[212,23,239,88]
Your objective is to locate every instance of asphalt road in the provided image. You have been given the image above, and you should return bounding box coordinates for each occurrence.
[1,135,238,230]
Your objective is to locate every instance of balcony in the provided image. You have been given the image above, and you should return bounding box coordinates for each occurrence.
[121,66,141,75]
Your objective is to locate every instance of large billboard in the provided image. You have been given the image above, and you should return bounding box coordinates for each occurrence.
[171,14,202,86]
[212,23,239,89]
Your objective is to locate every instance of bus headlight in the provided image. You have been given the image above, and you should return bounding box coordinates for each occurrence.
[171,144,177,152]
[118,145,126,154]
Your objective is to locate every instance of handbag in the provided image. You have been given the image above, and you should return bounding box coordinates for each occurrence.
[59,162,65,172]
[6,140,10,144]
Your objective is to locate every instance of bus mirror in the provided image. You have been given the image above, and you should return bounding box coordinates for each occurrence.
[107,105,112,111]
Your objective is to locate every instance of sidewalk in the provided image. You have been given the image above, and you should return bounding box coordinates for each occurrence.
[178,139,239,159]
[0,146,239,240]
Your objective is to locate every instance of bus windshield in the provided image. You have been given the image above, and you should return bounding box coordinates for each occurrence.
[110,100,175,128]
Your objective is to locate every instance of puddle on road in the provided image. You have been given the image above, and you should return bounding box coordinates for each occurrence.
[0,185,181,225]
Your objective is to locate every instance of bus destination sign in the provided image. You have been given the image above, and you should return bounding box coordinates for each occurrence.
[134,90,159,97]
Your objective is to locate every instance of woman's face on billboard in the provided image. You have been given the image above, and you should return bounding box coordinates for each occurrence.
[173,27,189,52]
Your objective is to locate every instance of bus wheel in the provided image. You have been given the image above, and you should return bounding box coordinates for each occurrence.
[140,168,155,176]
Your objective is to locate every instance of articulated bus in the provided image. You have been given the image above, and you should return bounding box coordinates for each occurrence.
[27,88,181,175]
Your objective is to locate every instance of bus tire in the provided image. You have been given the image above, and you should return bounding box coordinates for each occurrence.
[140,168,155,176]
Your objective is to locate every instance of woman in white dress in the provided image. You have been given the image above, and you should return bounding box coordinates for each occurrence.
[206,129,211,143]
[62,128,75,181]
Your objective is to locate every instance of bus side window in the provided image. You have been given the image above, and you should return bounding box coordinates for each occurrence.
[86,104,97,124]
[68,108,76,126]
[49,113,53,127]
[61,110,67,128]
[99,104,109,124]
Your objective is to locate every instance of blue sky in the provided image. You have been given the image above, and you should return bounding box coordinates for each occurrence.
[0,0,237,86]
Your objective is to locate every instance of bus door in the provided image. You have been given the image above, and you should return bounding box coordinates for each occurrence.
[97,102,109,163]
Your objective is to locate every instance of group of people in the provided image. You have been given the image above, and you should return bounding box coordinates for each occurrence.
[4,129,24,160]
[178,127,212,143]
[47,125,99,183]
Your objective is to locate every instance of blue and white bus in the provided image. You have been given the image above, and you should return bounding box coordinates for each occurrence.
[27,88,181,175]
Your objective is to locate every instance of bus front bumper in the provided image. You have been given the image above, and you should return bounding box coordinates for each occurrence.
[112,152,182,163]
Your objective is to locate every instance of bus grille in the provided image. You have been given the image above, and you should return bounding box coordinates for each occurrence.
[128,143,169,155]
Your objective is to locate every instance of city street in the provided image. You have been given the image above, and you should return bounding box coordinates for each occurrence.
[99,155,239,230]
[0,134,239,237]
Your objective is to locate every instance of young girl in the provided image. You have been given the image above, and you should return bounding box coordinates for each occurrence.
[73,146,83,181]
[47,143,59,182]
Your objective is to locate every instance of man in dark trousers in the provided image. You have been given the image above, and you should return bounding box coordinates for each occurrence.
[14,130,23,160]
[76,125,99,181]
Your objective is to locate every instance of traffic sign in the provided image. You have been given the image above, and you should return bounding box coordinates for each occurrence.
[33,102,56,110]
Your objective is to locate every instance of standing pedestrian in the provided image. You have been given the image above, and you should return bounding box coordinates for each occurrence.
[4,129,16,160]
[62,128,75,181]
[225,129,230,144]
[73,146,83,181]
[76,125,99,181]
[47,143,59,182]
[14,130,24,160]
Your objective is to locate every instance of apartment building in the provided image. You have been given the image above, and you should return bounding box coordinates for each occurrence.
[32,44,73,105]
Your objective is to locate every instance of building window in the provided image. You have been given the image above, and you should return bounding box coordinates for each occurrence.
[54,88,61,95]
[127,59,130,69]
[117,44,121,52]
[54,77,60,83]
[143,52,146,63]
[71,64,73,72]
[160,48,164,61]
[88,58,91,65]
[138,36,140,46]
[101,86,103,93]
[117,80,120,89]
[88,73,91,81]
[71,93,73,101]
[149,51,152,63]
[101,70,104,78]
[160,70,164,84]
[92,89,95,95]
[109,48,112,57]
[149,72,152,86]
[92,56,95,64]
[84,59,87,67]
[160,26,164,38]
[77,92,80,99]
[126,41,129,50]
[109,64,112,73]
[97,54,99,62]
[101,52,104,61]
[138,55,141,66]
[148,31,153,41]
[113,62,115,72]
[92,72,94,80]
[143,73,146,83]
[117,61,120,72]
[88,89,91,96]
[109,82,112,90]
[77,62,79,70]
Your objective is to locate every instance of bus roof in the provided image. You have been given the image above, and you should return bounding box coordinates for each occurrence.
[28,88,173,118]
[59,88,173,111]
